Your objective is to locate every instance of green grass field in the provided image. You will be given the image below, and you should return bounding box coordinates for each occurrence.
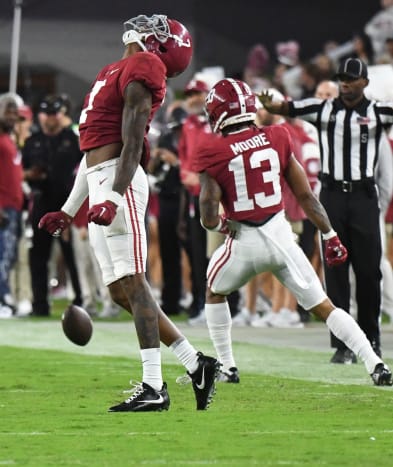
[1,304,393,466]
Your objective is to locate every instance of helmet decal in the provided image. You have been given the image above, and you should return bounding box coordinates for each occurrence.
[122,14,193,77]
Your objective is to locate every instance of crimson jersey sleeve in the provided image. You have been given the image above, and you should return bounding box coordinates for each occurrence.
[118,52,166,98]
[78,51,166,154]
[194,125,294,221]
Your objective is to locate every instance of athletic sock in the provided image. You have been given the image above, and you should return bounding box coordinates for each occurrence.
[140,348,163,391]
[326,308,382,373]
[205,302,236,371]
[170,337,199,374]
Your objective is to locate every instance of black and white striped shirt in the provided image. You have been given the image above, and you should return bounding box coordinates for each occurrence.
[288,97,393,181]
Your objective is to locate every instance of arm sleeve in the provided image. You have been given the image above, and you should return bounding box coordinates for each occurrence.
[61,155,88,217]
[288,98,323,123]
[376,132,393,216]
[119,52,166,97]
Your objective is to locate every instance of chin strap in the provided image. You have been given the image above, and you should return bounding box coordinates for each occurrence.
[122,30,147,51]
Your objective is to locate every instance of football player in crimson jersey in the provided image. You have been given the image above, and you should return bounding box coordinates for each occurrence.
[194,78,392,386]
[39,14,220,412]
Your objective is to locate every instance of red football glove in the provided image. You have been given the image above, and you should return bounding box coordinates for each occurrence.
[324,236,348,267]
[38,211,72,237]
[87,201,117,226]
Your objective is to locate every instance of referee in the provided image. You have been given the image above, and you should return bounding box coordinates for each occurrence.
[260,58,393,362]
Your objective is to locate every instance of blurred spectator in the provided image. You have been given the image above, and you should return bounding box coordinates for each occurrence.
[274,41,302,99]
[9,101,34,315]
[22,95,83,316]
[315,80,339,99]
[14,104,33,149]
[352,31,376,65]
[0,94,23,318]
[57,93,79,135]
[243,43,271,92]
[276,41,300,67]
[365,0,393,60]
[299,62,324,98]
[313,54,336,80]
[378,37,393,63]
[147,106,188,316]
[178,78,210,324]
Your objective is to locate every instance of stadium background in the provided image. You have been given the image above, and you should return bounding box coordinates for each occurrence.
[0,1,381,115]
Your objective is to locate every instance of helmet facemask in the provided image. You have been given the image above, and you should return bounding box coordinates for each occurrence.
[122,14,193,77]
[123,14,189,48]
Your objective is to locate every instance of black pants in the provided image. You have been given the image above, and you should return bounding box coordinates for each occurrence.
[29,205,82,315]
[320,185,382,349]
[158,195,182,315]
[188,195,208,318]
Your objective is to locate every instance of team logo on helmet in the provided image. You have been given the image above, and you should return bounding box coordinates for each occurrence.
[122,14,193,77]
[205,78,258,133]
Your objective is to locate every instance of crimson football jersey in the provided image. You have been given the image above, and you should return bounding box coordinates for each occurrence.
[79,51,166,154]
[178,114,211,196]
[193,125,294,222]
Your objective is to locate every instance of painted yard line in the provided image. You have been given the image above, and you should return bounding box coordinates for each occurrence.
[0,429,392,436]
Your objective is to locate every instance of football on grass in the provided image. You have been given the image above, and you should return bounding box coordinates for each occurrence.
[62,305,93,346]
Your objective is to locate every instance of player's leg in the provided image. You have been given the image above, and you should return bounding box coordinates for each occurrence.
[276,237,392,386]
[204,235,253,383]
[108,279,220,409]
[89,162,219,409]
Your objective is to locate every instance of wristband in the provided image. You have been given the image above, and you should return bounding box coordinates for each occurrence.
[106,191,123,206]
[322,229,337,240]
[200,217,223,232]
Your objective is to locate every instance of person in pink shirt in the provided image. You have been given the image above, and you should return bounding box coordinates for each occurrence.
[0,94,23,317]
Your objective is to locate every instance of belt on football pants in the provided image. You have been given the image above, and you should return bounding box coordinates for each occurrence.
[320,175,375,193]
[239,212,277,227]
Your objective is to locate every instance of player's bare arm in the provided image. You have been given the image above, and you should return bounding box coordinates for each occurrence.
[284,154,332,234]
[199,171,223,229]
[112,81,152,196]
[258,91,290,115]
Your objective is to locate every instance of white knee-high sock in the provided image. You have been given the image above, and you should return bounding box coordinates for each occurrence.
[326,308,382,373]
[170,337,199,374]
[140,348,163,391]
[205,302,236,371]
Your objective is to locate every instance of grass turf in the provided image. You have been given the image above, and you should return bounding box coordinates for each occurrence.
[1,300,393,465]
[1,341,393,465]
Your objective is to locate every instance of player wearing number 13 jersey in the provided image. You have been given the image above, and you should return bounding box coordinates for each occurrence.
[38,15,222,412]
[196,78,392,387]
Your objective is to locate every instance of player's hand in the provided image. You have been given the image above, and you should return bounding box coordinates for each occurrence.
[87,201,117,226]
[324,236,348,267]
[39,211,72,237]
[257,91,273,110]
[201,215,232,235]
[216,215,231,235]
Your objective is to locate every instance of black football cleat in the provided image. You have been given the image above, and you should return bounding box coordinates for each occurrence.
[108,382,170,412]
[370,363,393,386]
[188,352,221,410]
[217,367,240,383]
[330,348,357,364]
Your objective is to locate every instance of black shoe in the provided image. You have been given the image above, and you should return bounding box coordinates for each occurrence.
[108,382,170,412]
[188,352,221,410]
[217,367,240,383]
[330,348,357,364]
[370,363,393,386]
